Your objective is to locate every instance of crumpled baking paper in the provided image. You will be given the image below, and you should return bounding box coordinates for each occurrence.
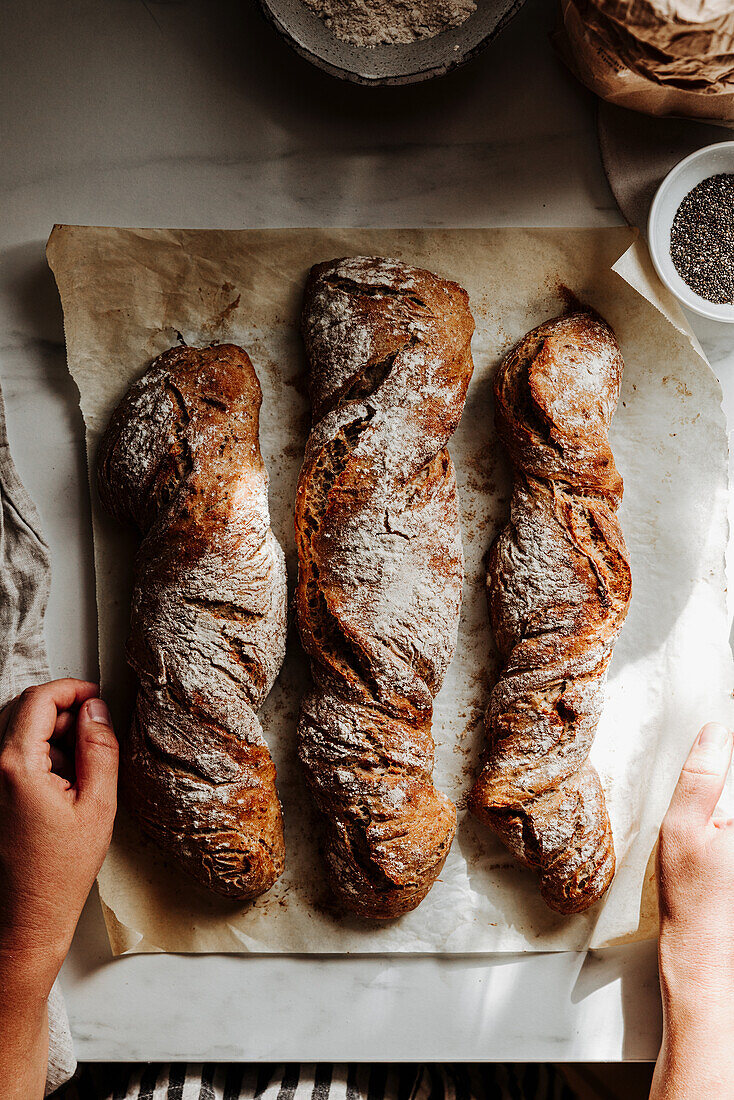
[46,224,733,954]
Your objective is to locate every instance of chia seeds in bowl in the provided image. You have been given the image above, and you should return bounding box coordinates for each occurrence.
[670,173,734,306]
[648,142,734,323]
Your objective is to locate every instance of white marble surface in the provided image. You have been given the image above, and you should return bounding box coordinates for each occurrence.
[1,0,733,1065]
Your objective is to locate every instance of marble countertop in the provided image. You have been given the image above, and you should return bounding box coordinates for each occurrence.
[2,0,732,1064]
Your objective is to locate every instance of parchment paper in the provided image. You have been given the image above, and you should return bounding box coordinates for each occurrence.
[46,225,733,955]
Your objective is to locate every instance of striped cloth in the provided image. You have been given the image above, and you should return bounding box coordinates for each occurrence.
[56,1063,577,1100]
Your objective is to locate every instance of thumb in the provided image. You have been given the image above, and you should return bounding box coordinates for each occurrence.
[74,696,119,813]
[667,722,733,827]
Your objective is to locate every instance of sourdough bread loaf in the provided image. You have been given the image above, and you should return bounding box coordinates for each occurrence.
[468,311,631,914]
[97,343,287,899]
[295,256,475,919]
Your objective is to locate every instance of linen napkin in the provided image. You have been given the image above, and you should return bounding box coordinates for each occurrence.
[0,380,76,1093]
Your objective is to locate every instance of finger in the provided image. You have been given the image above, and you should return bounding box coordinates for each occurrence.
[73,697,118,814]
[666,723,733,827]
[52,709,76,738]
[2,698,76,766]
[1,680,99,755]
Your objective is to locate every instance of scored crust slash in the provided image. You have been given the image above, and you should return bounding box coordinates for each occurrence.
[468,311,632,915]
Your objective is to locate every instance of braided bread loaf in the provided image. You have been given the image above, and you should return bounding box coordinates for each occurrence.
[295,257,475,919]
[468,311,631,914]
[97,344,287,899]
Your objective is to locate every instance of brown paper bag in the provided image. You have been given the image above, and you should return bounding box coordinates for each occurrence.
[555,0,734,121]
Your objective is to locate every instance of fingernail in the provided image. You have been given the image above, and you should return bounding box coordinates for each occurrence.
[698,722,730,750]
[86,698,111,725]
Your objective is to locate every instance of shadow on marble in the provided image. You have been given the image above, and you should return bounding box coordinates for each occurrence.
[0,242,99,676]
[130,0,609,228]
[0,241,68,400]
[572,941,661,1060]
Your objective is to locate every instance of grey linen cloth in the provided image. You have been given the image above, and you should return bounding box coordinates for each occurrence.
[0,381,76,1094]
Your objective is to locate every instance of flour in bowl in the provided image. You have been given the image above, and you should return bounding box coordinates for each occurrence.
[301,0,478,46]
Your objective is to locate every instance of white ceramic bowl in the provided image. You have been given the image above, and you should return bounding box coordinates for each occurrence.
[648,141,734,323]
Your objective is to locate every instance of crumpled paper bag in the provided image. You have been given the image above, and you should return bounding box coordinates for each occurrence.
[555,0,734,121]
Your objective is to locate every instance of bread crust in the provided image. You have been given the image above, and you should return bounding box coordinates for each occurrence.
[295,256,475,919]
[97,344,287,899]
[468,311,631,915]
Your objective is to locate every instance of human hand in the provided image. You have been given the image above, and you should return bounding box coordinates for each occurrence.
[651,722,734,1100]
[0,679,118,987]
[0,679,118,1100]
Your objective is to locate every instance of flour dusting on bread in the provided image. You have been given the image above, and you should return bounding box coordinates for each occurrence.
[469,311,631,915]
[97,344,287,900]
[295,256,475,920]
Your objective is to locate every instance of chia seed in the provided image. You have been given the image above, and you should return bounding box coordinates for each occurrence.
[669,173,734,305]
